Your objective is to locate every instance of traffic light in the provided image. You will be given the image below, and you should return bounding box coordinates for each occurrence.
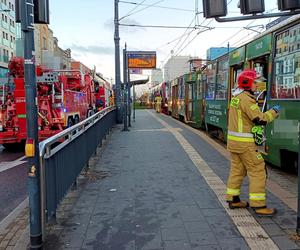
[278,0,300,11]
[240,0,265,15]
[15,0,20,23]
[15,0,49,24]
[202,0,227,18]
[34,0,50,24]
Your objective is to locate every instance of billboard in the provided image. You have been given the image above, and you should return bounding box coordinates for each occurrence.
[127,51,156,69]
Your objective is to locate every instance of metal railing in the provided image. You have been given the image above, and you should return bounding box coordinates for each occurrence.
[39,107,116,232]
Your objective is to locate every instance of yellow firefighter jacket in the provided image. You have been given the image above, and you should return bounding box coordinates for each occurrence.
[227,90,277,153]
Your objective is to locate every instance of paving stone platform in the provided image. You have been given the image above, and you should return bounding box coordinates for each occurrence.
[37,110,300,250]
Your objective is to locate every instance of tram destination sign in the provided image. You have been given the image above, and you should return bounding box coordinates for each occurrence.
[127,51,156,69]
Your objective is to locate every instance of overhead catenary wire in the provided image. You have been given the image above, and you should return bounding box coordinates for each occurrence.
[174,0,234,57]
[175,19,214,56]
[119,0,194,12]
[120,0,165,21]
[119,0,149,21]
[156,29,196,49]
[119,23,208,29]
[159,16,197,67]
[171,12,209,57]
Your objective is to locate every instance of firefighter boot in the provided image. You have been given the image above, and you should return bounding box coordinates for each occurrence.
[253,207,277,217]
[228,196,249,209]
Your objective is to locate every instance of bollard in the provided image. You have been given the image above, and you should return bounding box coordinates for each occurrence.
[297,121,300,235]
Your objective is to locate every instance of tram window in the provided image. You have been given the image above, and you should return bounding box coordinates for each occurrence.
[205,63,216,100]
[197,73,202,99]
[271,52,300,99]
[178,77,184,99]
[216,60,228,100]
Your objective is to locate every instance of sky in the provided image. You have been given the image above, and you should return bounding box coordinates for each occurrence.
[48,0,279,94]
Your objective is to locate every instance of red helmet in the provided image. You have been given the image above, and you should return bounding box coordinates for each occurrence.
[237,70,257,90]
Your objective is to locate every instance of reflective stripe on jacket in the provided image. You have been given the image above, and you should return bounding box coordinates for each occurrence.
[227,91,277,153]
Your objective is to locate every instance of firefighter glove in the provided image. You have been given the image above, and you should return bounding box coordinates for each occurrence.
[251,125,264,146]
[272,105,280,113]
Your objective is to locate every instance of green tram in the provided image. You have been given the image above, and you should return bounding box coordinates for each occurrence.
[183,71,205,128]
[167,16,300,170]
[204,54,229,141]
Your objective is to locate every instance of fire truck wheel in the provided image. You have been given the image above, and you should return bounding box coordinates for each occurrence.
[67,118,73,128]
[87,109,94,117]
[74,115,79,124]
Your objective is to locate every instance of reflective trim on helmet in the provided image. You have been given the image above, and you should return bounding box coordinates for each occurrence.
[228,135,255,142]
[237,109,243,133]
[228,130,253,138]
[227,188,240,196]
[249,193,266,201]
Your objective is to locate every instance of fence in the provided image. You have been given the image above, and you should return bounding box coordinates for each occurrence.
[39,107,116,231]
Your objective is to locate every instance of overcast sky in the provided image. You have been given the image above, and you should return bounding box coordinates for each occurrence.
[49,0,279,86]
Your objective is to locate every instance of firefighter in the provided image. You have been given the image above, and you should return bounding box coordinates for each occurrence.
[109,93,114,106]
[155,94,162,113]
[226,69,280,216]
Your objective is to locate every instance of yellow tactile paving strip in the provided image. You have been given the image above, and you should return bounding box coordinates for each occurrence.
[149,111,279,250]
[169,114,298,212]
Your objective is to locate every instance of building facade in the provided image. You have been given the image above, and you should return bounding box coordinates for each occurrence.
[16,22,72,70]
[163,56,191,82]
[71,60,91,74]
[206,47,235,61]
[149,68,163,87]
[0,0,16,76]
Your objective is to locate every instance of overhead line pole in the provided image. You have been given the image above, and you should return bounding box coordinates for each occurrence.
[114,0,123,123]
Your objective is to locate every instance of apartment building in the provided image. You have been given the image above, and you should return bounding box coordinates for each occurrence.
[0,0,16,76]
[163,56,191,82]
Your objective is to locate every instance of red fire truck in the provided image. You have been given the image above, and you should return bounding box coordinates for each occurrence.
[0,57,98,149]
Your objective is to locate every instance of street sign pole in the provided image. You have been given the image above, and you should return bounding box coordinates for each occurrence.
[127,67,131,127]
[122,44,129,131]
[21,0,42,248]
[297,122,300,235]
[133,82,136,121]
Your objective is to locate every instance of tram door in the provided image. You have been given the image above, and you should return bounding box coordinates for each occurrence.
[227,64,244,125]
[249,56,269,110]
[186,82,193,121]
[228,64,244,102]
[172,84,178,118]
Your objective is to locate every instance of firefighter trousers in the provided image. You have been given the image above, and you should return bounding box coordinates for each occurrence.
[226,148,267,207]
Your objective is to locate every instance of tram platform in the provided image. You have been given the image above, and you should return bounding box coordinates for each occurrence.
[41,109,299,250]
